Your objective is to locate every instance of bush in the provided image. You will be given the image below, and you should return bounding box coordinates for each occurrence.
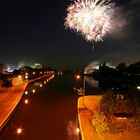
[91,111,110,133]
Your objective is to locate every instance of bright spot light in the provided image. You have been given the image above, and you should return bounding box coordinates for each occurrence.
[76,127,80,134]
[67,120,80,138]
[32,89,36,93]
[44,81,46,84]
[16,128,22,135]
[25,75,29,79]
[115,117,127,120]
[24,99,29,104]
[18,75,22,78]
[25,73,28,76]
[33,72,36,75]
[137,86,140,90]
[40,84,43,87]
[25,91,28,95]
[76,75,81,79]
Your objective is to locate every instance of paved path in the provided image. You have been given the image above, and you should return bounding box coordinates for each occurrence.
[0,73,55,131]
[0,83,27,131]
[78,95,140,140]
[78,95,102,140]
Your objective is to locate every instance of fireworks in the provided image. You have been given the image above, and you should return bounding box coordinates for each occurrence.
[65,0,115,42]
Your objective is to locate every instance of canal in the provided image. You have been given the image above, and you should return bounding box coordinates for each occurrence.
[0,74,80,140]
[0,74,99,140]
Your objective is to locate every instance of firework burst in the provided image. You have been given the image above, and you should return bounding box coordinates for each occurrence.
[65,0,115,42]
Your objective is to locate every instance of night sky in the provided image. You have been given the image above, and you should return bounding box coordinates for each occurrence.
[0,0,140,69]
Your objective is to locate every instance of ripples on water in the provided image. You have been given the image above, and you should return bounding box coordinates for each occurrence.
[67,119,80,140]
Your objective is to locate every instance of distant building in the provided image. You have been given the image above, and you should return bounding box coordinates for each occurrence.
[32,63,43,69]
[4,65,18,73]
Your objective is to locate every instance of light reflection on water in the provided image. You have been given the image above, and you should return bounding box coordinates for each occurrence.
[85,76,98,88]
[66,119,80,140]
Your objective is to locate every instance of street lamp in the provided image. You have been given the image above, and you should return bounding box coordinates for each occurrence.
[75,74,85,95]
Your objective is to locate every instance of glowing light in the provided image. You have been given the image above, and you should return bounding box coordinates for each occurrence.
[24,99,29,104]
[32,89,36,93]
[65,0,115,42]
[40,84,43,87]
[25,73,28,76]
[25,91,28,95]
[76,75,81,79]
[6,65,18,72]
[44,81,46,84]
[33,71,36,75]
[115,117,127,120]
[76,127,80,134]
[137,86,140,90]
[16,128,22,135]
[18,75,22,78]
[67,120,80,138]
[25,75,29,79]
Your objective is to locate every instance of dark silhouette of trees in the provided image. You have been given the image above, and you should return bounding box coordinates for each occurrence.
[92,61,140,91]
[116,62,126,70]
[0,64,4,74]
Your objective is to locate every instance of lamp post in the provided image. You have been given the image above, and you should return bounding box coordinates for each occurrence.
[76,74,85,96]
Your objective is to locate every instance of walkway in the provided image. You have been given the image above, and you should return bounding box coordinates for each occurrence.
[0,83,27,131]
[78,95,140,140]
[0,73,55,131]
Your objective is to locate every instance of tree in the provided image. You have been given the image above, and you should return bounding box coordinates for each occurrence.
[116,63,126,70]
[0,64,4,74]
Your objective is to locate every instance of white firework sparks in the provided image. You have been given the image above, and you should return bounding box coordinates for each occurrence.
[65,0,115,42]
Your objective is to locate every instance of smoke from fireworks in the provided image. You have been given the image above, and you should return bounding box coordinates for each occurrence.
[65,0,115,42]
